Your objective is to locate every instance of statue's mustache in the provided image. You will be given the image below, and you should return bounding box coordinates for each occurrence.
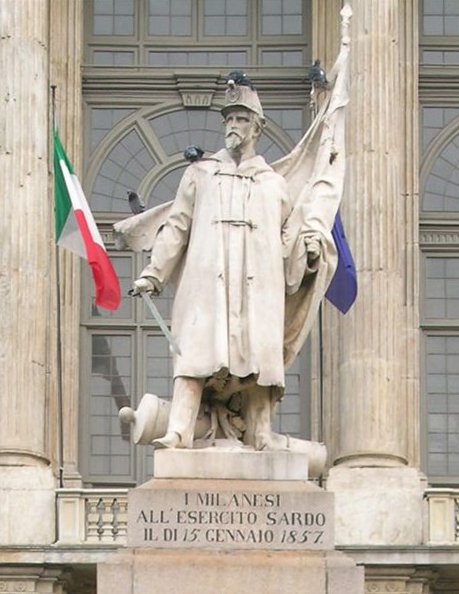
[225,131,243,139]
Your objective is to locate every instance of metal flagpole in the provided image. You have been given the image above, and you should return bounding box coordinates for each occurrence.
[51,84,65,488]
[318,306,324,445]
[308,81,325,447]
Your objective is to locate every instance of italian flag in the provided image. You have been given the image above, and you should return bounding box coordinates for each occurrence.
[54,129,120,311]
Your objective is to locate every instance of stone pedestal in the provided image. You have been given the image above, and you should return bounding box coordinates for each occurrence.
[0,467,55,545]
[99,549,363,594]
[127,477,333,550]
[98,450,364,594]
[327,467,425,545]
[153,447,310,480]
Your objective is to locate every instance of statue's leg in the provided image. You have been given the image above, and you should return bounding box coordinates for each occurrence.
[242,384,275,450]
[153,376,204,449]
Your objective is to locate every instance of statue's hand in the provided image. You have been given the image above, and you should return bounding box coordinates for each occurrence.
[304,235,321,262]
[130,276,162,296]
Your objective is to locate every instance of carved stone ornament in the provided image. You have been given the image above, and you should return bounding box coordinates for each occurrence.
[226,86,241,103]
[365,582,406,594]
[180,91,214,107]
[0,583,27,593]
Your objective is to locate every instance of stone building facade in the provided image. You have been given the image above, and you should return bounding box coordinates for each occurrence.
[0,0,458,592]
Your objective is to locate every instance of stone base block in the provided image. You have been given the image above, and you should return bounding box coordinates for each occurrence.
[326,466,425,545]
[98,549,364,594]
[128,478,334,550]
[154,447,309,480]
[0,466,55,545]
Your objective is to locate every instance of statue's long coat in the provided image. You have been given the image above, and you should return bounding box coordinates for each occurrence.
[115,147,339,390]
[139,149,295,388]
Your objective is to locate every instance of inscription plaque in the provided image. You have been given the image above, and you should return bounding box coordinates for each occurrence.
[128,479,334,551]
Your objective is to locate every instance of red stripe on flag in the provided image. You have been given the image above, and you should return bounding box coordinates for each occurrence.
[74,210,121,310]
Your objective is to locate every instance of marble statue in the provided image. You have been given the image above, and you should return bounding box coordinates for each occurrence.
[115,7,351,466]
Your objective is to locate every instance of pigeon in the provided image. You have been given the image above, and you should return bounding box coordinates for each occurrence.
[127,190,145,215]
[225,70,255,90]
[307,60,328,89]
[184,145,204,163]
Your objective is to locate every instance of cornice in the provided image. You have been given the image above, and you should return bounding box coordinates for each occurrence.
[419,68,459,102]
[82,67,310,97]
[420,220,459,248]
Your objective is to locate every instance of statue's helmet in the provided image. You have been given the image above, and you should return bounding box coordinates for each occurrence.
[221,71,265,123]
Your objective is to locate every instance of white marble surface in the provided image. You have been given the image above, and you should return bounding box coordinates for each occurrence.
[154,444,309,481]
[0,466,55,545]
[99,549,364,594]
[327,466,425,545]
[128,477,333,550]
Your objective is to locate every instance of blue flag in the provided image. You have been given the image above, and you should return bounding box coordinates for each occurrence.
[325,211,357,313]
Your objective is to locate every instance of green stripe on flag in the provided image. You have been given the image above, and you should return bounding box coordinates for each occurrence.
[54,130,74,239]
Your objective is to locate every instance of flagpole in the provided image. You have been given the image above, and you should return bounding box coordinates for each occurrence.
[309,86,325,448]
[318,306,324,445]
[51,84,65,489]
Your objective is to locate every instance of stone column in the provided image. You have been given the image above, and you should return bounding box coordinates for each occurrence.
[327,0,407,468]
[0,0,55,543]
[48,0,84,487]
[323,0,425,545]
[398,0,421,470]
[312,0,341,71]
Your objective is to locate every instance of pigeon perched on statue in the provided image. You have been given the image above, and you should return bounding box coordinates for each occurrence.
[127,190,145,215]
[307,59,328,90]
[225,70,255,90]
[184,145,204,163]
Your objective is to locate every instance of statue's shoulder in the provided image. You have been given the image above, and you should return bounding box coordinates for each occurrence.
[187,154,221,175]
[256,156,287,183]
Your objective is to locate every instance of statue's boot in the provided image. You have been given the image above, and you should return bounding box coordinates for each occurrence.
[243,384,275,451]
[153,377,204,449]
[153,431,181,449]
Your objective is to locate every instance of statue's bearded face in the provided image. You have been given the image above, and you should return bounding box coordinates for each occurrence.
[224,109,257,151]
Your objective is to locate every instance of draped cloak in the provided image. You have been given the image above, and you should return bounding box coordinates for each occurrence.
[113,20,351,393]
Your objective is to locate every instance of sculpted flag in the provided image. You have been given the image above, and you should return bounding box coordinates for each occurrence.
[326,210,357,314]
[273,3,355,364]
[54,129,120,311]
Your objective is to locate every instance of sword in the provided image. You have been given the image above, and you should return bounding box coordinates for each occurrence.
[134,291,181,356]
